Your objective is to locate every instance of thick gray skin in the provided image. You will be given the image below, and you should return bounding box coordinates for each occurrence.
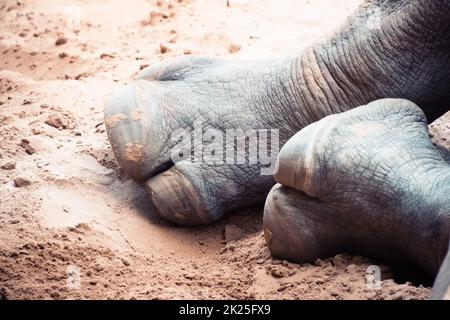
[264,99,450,298]
[104,0,450,226]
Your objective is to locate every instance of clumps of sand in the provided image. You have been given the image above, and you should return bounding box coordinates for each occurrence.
[219,232,430,300]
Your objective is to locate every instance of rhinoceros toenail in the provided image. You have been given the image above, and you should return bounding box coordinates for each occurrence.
[145,170,207,226]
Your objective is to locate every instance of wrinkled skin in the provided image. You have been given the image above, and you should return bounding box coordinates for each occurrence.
[105,0,450,225]
[263,99,450,298]
[105,58,303,224]
[104,0,450,298]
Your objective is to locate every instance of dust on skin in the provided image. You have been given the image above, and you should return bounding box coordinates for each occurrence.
[104,113,128,129]
[123,142,145,167]
[130,109,144,121]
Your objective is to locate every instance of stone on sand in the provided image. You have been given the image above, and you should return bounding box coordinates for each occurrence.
[55,36,67,46]
[1,161,16,170]
[14,176,32,187]
[45,114,68,129]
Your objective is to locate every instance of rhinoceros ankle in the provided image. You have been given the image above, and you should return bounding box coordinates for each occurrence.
[303,0,450,122]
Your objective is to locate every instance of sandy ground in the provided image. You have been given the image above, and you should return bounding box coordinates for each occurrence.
[0,0,448,300]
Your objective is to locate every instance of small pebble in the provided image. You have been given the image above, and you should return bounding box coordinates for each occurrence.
[159,43,169,54]
[14,177,32,187]
[229,43,241,54]
[270,267,285,278]
[45,114,67,129]
[55,37,67,46]
[1,161,16,170]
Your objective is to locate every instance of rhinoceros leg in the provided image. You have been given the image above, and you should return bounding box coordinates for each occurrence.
[104,0,450,225]
[264,99,450,281]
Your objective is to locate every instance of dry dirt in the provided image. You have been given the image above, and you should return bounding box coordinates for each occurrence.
[0,0,448,300]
